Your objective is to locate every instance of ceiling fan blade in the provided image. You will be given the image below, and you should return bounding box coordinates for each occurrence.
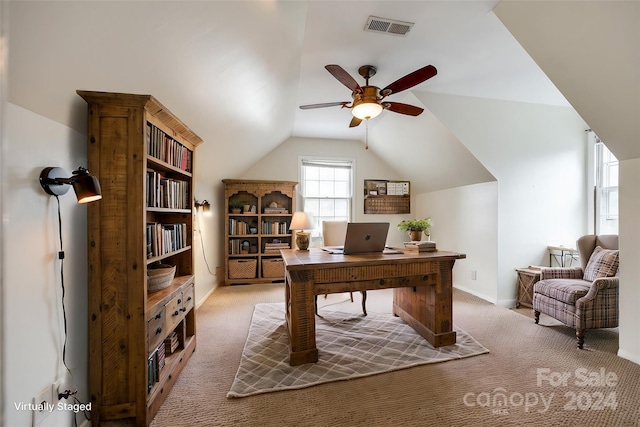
[380,65,437,97]
[385,102,424,116]
[349,116,362,128]
[299,101,349,110]
[325,65,362,93]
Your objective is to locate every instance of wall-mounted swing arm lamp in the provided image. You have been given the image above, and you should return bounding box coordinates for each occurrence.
[194,199,211,215]
[39,166,102,204]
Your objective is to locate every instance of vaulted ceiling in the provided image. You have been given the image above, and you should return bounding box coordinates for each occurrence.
[8,1,572,190]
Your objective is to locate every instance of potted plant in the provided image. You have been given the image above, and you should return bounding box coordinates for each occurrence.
[397,218,432,241]
[229,198,244,214]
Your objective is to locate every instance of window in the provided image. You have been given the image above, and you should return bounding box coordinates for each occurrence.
[595,140,618,234]
[300,157,354,238]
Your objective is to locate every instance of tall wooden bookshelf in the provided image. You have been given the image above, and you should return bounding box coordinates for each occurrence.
[222,179,297,285]
[78,91,203,426]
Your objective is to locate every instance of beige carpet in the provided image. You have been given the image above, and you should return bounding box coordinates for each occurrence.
[228,302,488,398]
[100,284,640,427]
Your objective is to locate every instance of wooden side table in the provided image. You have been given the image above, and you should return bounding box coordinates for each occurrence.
[515,267,542,308]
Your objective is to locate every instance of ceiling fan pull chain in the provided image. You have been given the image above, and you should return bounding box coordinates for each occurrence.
[365,120,369,150]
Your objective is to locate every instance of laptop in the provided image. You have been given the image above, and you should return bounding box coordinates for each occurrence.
[322,222,393,255]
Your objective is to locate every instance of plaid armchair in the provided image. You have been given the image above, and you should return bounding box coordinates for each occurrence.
[533,235,619,349]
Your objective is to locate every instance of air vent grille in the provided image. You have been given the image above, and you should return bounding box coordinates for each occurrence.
[364,16,414,37]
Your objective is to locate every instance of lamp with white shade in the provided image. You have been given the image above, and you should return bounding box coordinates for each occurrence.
[289,211,314,250]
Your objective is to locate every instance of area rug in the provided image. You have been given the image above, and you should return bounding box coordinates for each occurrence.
[227,303,489,398]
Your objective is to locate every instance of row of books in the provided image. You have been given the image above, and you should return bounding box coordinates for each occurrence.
[146,170,190,209]
[228,239,254,255]
[148,342,166,393]
[146,122,193,172]
[262,221,289,235]
[229,219,252,235]
[146,223,188,258]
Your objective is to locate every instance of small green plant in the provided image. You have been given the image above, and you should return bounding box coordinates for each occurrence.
[397,218,432,233]
[229,198,244,210]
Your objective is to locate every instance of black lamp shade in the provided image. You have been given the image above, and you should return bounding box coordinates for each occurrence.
[39,166,102,204]
[72,174,102,204]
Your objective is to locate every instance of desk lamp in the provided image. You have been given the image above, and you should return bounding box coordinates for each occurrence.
[289,212,314,251]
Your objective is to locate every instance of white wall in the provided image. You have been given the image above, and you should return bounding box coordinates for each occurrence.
[416,93,588,305]
[239,136,415,247]
[416,182,499,302]
[192,173,219,304]
[494,0,640,161]
[4,103,88,426]
[618,158,640,365]
[494,0,640,365]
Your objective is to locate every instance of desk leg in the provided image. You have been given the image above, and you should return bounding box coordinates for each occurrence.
[285,271,319,366]
[392,261,456,347]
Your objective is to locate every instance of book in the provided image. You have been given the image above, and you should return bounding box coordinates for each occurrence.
[404,245,437,252]
[164,331,179,354]
[403,241,437,252]
[264,208,288,214]
[404,241,436,247]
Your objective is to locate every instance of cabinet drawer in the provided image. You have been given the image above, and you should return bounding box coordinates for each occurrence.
[165,295,182,332]
[147,309,165,353]
[182,285,195,313]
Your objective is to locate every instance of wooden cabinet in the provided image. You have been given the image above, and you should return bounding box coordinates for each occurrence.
[222,179,297,285]
[78,91,202,426]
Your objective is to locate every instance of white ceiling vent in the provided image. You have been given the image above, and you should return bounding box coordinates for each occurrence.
[364,16,414,37]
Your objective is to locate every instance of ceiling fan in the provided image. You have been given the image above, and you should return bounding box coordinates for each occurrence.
[299,64,437,128]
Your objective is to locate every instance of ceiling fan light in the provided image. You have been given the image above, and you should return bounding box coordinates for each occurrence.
[352,101,383,120]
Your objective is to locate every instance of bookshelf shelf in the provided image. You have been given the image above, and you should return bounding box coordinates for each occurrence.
[79,91,202,426]
[223,179,297,285]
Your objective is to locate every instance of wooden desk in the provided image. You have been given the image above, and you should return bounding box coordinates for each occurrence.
[281,248,466,366]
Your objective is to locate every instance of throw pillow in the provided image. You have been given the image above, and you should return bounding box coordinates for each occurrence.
[583,246,620,281]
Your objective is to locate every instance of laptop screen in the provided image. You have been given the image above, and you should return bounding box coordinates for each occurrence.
[323,222,389,254]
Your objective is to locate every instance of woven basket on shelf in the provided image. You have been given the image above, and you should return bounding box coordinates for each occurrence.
[262,258,284,278]
[147,264,176,293]
[229,259,257,279]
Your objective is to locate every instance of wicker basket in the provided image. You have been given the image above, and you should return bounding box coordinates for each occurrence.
[147,264,176,293]
[229,259,257,279]
[262,258,285,278]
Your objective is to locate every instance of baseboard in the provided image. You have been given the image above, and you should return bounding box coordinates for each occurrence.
[196,284,218,309]
[453,284,517,308]
[617,349,640,366]
[453,284,496,305]
[496,298,517,308]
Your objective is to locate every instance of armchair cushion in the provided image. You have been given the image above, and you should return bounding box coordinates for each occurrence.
[534,279,590,304]
[540,266,583,280]
[583,246,619,281]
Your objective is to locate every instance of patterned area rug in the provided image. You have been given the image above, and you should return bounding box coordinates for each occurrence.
[227,303,489,398]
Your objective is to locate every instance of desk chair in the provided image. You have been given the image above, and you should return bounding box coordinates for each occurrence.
[316,221,367,316]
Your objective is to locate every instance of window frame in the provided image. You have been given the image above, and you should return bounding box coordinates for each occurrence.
[593,136,619,235]
[298,156,356,239]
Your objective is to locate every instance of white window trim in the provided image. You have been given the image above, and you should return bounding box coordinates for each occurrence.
[297,155,356,217]
[588,130,619,235]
